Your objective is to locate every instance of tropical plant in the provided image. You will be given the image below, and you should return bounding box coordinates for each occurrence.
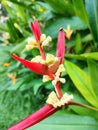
[0,0,98,130]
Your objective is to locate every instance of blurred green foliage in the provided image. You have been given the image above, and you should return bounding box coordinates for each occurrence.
[0,0,98,130]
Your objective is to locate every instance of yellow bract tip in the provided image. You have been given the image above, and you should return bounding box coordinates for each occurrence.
[65,25,73,40]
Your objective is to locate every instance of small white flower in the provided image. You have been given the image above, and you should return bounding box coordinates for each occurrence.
[46,91,74,108]
[40,34,46,42]
[41,36,52,47]
[43,75,51,82]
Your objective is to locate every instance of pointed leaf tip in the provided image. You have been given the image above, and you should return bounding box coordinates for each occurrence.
[11,54,48,75]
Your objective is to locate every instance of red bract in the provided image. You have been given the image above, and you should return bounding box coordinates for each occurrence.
[56,29,65,64]
[55,81,62,99]
[11,54,48,75]
[30,20,41,42]
[54,29,65,98]
[11,54,55,80]
[30,20,46,60]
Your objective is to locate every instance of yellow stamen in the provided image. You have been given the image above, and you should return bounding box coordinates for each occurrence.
[40,34,52,47]
[45,54,55,65]
[52,64,66,86]
[31,54,59,66]
[28,38,37,45]
[31,54,66,85]
[40,34,46,42]
[46,91,73,108]
[43,75,51,82]
[26,37,38,50]
[26,34,51,51]
[31,55,45,64]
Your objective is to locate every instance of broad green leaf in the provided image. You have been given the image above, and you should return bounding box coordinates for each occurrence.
[65,52,98,61]
[77,53,98,60]
[64,60,98,107]
[65,53,85,60]
[88,59,98,98]
[46,16,87,39]
[73,0,98,47]
[69,93,98,119]
[44,0,75,16]
[85,0,98,43]
[72,0,89,26]
[27,114,98,130]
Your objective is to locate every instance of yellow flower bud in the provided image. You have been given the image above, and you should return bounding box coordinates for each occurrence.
[40,34,46,42]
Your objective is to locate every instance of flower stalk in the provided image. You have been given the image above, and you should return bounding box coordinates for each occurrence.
[8,104,59,130]
[8,99,98,130]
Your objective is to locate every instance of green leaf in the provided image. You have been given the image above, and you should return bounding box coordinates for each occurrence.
[46,16,87,39]
[85,0,98,43]
[69,93,98,119]
[64,60,98,108]
[73,0,98,47]
[6,19,19,42]
[7,80,24,90]
[0,82,11,92]
[65,52,98,61]
[44,0,75,16]
[77,53,98,61]
[27,114,98,130]
[10,38,27,53]
[88,59,98,98]
[72,0,89,26]
[75,33,82,54]
[33,79,43,95]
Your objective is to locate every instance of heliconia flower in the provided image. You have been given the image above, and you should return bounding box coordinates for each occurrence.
[11,29,66,79]
[9,20,98,130]
[9,20,67,130]
[11,28,65,95]
[11,28,66,99]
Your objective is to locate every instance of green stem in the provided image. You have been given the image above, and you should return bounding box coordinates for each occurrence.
[68,101,98,111]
